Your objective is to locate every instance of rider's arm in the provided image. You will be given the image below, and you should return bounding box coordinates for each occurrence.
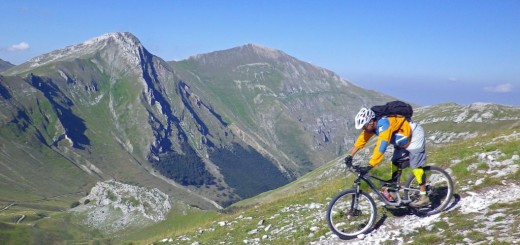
[352,130,375,155]
[349,146,361,156]
[368,118,393,167]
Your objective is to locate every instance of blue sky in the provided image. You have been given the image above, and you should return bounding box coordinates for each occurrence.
[1,1,519,106]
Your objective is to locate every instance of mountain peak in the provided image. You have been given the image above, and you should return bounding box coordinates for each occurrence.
[83,32,141,48]
[187,43,287,64]
[5,32,143,75]
[238,43,284,59]
[184,43,351,89]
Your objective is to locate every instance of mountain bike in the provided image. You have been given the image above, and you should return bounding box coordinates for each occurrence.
[326,162,454,239]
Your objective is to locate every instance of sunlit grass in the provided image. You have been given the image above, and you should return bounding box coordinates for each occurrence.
[137,126,519,244]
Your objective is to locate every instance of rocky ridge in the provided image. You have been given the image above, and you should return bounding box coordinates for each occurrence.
[3,32,143,76]
[415,103,520,144]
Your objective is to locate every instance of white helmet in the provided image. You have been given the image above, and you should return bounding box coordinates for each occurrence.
[354,107,375,129]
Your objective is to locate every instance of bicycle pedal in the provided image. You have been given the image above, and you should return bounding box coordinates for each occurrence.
[384,205,404,210]
[415,206,432,212]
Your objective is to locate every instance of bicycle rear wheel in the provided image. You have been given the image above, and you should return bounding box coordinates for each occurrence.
[404,165,454,216]
[326,189,377,239]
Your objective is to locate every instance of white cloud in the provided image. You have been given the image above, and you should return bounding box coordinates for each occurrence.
[8,42,30,51]
[483,83,514,93]
[448,77,458,82]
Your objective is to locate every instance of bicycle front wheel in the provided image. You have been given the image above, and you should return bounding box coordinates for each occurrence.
[326,189,377,239]
[404,165,454,216]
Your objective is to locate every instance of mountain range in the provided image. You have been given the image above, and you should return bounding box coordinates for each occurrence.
[1,32,519,244]
[0,58,15,72]
[0,32,392,210]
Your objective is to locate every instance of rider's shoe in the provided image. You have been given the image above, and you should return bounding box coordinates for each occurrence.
[388,191,398,201]
[410,195,430,207]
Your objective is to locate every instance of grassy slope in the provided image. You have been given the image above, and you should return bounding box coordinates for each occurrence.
[121,124,519,245]
[0,123,518,244]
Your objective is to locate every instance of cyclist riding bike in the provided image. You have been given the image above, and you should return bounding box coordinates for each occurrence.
[345,107,430,207]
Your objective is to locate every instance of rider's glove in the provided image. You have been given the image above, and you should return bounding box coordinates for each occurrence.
[344,155,353,168]
[359,165,372,175]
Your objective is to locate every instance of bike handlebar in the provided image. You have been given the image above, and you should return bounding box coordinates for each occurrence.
[345,163,366,175]
[343,158,374,176]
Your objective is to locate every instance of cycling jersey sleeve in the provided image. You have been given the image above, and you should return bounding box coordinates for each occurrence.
[369,118,393,167]
[353,130,375,149]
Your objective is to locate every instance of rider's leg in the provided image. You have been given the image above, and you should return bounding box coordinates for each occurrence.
[413,167,427,192]
[407,123,430,207]
[390,163,400,182]
[411,167,429,207]
[391,147,409,182]
[386,163,401,200]
[389,148,408,202]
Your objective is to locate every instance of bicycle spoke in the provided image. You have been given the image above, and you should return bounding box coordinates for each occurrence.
[327,190,376,238]
[426,171,450,208]
[404,166,454,216]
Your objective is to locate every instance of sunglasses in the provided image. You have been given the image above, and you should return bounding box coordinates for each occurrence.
[363,121,374,130]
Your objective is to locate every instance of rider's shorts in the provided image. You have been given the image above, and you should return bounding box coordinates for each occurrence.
[392,148,410,168]
[409,148,426,168]
[407,122,426,168]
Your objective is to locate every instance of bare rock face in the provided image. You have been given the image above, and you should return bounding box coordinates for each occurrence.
[71,180,171,233]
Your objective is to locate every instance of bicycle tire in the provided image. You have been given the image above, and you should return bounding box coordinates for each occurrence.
[403,165,454,216]
[326,189,377,239]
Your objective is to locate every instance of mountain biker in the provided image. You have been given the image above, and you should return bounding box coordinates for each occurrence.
[344,107,430,207]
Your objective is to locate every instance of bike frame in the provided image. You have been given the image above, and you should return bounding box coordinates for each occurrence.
[327,164,454,239]
[350,168,418,207]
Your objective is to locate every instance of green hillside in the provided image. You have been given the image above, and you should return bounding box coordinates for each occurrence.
[123,124,520,245]
[116,103,520,244]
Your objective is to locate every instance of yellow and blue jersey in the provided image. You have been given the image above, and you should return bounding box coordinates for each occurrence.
[354,116,411,167]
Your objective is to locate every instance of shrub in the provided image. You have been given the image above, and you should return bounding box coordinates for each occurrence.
[70,201,80,208]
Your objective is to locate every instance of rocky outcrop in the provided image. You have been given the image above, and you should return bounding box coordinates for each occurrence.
[71,180,171,233]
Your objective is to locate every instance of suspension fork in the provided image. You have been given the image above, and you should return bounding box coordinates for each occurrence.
[348,176,362,215]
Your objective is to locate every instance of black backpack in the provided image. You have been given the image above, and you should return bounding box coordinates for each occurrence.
[371,101,413,121]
